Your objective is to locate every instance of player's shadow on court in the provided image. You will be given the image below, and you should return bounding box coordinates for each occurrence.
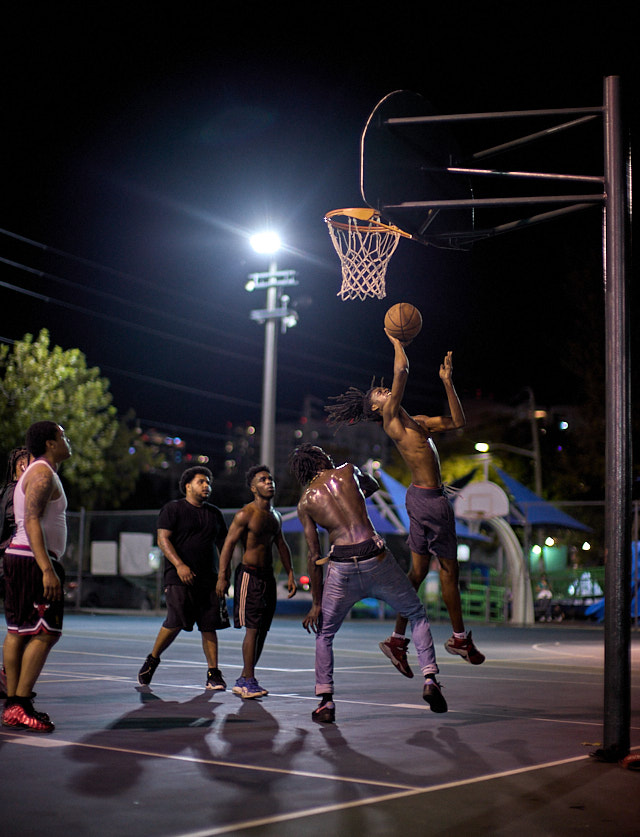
[188,697,309,826]
[197,697,308,785]
[316,722,429,789]
[66,689,221,797]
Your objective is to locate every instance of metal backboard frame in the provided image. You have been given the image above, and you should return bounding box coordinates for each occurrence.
[361,77,631,761]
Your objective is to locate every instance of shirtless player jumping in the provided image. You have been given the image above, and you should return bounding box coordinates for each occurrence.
[326,332,484,677]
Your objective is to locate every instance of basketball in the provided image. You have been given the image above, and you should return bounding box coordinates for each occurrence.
[384,302,422,343]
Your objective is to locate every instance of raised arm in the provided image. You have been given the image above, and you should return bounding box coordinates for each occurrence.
[354,466,379,499]
[384,329,409,420]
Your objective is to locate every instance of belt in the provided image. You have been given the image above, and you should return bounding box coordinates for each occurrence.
[330,553,383,564]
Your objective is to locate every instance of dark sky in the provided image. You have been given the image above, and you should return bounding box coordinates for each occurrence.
[1,5,633,461]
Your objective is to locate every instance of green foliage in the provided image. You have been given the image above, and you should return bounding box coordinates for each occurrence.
[0,330,153,509]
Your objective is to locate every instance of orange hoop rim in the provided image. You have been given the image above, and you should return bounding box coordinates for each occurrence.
[324,207,412,239]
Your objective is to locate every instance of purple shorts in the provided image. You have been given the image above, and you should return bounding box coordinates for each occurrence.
[405,484,457,561]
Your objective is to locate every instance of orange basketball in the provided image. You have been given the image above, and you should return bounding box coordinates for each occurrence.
[384,302,422,343]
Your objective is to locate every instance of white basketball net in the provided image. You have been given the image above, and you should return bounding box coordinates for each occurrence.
[327,214,402,300]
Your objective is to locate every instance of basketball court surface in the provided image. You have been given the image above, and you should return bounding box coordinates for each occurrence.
[1,613,638,836]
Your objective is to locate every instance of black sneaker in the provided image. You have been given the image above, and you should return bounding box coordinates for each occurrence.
[206,668,226,691]
[137,654,160,686]
[312,700,335,723]
[423,677,448,713]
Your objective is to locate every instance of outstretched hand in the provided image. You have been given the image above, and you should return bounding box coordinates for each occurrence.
[439,351,453,381]
[384,328,410,348]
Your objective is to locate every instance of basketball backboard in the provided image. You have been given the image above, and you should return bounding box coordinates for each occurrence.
[454,481,510,521]
[360,90,474,247]
[360,89,605,248]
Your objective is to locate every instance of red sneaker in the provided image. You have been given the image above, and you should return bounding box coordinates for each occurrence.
[379,636,414,678]
[444,631,485,665]
[2,700,55,733]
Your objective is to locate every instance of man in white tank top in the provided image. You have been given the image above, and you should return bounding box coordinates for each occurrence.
[2,421,71,733]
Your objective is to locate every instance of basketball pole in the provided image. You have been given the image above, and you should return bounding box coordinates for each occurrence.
[600,74,631,762]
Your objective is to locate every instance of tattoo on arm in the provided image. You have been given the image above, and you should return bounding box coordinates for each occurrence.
[24,470,53,522]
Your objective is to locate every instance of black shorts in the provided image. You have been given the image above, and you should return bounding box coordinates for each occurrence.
[3,554,65,636]
[233,564,276,632]
[162,583,229,632]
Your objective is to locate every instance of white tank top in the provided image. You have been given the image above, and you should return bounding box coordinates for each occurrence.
[6,458,67,559]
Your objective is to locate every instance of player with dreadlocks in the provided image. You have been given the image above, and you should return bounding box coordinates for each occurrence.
[326,330,485,677]
[291,442,446,722]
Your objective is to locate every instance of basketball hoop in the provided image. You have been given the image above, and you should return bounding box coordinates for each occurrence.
[324,208,411,300]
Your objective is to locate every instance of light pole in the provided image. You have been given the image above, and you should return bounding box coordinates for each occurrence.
[247,233,298,471]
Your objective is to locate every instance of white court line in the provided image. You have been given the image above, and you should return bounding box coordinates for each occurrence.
[170,751,622,837]
[531,641,603,659]
[0,732,418,790]
[4,727,636,837]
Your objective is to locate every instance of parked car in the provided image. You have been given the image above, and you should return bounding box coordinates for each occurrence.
[65,574,153,610]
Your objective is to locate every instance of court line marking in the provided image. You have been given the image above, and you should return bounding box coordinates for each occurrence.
[0,733,419,790]
[170,751,625,837]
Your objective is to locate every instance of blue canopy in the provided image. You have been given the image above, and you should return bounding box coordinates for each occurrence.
[494,467,591,532]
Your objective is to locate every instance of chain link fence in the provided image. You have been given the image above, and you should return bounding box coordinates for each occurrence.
[57,501,638,627]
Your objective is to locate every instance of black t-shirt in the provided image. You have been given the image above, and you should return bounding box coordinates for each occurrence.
[157,499,228,586]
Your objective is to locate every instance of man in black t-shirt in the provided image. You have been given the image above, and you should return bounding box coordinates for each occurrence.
[137,467,229,690]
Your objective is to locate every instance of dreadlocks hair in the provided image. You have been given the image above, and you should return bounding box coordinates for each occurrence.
[2,447,29,488]
[324,377,384,429]
[289,443,335,485]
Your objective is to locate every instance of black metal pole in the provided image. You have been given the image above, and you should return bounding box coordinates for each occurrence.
[597,75,631,762]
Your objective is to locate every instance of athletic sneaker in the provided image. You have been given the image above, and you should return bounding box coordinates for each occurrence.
[233,677,266,699]
[422,677,448,714]
[2,700,55,732]
[312,700,335,723]
[444,631,485,665]
[379,636,414,678]
[206,668,226,691]
[137,654,160,686]
[232,676,247,695]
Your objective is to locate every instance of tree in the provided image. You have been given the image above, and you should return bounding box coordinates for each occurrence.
[0,329,153,509]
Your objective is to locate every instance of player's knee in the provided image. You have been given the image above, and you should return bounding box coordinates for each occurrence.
[438,557,459,582]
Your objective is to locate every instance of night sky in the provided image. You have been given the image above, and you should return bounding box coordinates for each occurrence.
[1,5,633,462]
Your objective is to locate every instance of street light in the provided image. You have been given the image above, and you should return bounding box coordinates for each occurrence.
[247,232,298,471]
[474,440,543,496]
